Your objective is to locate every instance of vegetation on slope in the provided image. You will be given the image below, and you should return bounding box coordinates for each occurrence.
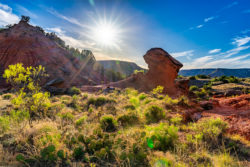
[0,64,249,166]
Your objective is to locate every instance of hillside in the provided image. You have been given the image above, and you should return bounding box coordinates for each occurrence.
[98,60,145,77]
[0,17,104,89]
[179,68,250,78]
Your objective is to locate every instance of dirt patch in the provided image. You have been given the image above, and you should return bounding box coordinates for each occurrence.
[202,94,250,140]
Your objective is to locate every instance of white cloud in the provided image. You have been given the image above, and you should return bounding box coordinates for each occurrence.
[184,54,250,69]
[208,49,221,54]
[196,24,203,28]
[205,54,250,68]
[171,50,194,58]
[204,16,215,22]
[47,8,88,28]
[224,45,250,57]
[232,36,250,47]
[0,3,19,27]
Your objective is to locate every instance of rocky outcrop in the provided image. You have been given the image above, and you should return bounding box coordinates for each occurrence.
[82,48,189,96]
[0,20,103,88]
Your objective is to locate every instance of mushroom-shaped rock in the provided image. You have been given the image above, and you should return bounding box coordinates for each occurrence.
[143,48,183,94]
[81,48,188,96]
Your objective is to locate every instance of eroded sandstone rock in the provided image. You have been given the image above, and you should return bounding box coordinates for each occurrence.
[82,48,189,96]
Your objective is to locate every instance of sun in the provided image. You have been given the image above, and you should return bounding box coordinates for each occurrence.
[92,22,119,46]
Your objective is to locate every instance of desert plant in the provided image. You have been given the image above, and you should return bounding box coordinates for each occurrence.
[75,115,87,127]
[68,86,81,95]
[152,85,164,96]
[191,118,228,143]
[3,63,47,92]
[100,115,118,132]
[146,123,179,151]
[189,85,199,91]
[117,111,139,127]
[2,93,12,100]
[145,105,165,124]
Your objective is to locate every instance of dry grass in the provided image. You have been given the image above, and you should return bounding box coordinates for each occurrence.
[0,89,249,166]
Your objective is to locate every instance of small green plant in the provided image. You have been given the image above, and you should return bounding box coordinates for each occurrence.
[145,105,165,124]
[0,116,10,133]
[87,97,115,108]
[75,115,87,127]
[58,112,74,125]
[133,69,145,74]
[117,111,139,127]
[73,146,85,161]
[152,85,164,96]
[68,86,81,95]
[191,118,228,142]
[189,85,199,91]
[100,115,118,132]
[39,144,57,165]
[3,93,12,100]
[139,93,147,101]
[146,123,179,151]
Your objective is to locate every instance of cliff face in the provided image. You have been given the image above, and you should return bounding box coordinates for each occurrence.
[0,21,103,88]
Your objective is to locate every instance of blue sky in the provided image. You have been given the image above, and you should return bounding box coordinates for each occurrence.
[0,0,250,69]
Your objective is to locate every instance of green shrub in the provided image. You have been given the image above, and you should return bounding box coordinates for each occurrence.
[39,144,57,165]
[192,118,228,142]
[75,116,87,127]
[87,97,115,108]
[189,85,199,91]
[170,116,182,126]
[117,111,139,127]
[152,86,164,95]
[0,116,10,133]
[145,105,165,124]
[146,123,179,151]
[3,94,12,100]
[68,86,81,95]
[100,115,118,132]
[196,75,210,79]
[139,93,147,101]
[124,104,136,110]
[189,76,196,80]
[58,112,74,124]
[73,146,85,161]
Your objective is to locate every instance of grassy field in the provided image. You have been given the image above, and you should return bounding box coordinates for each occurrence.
[0,87,249,167]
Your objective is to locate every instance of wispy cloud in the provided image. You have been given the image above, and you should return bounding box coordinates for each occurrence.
[204,16,215,22]
[16,4,37,18]
[243,9,250,13]
[0,3,19,27]
[241,29,250,34]
[171,50,194,58]
[184,54,250,69]
[222,1,238,11]
[47,8,89,28]
[232,36,250,47]
[196,24,203,28]
[209,49,221,54]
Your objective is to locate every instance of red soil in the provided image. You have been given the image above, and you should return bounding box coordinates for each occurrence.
[202,94,250,140]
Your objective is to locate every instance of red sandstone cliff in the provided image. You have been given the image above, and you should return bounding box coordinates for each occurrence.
[0,20,103,88]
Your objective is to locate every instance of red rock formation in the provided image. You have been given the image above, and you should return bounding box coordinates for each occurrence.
[82,48,189,96]
[0,20,103,89]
